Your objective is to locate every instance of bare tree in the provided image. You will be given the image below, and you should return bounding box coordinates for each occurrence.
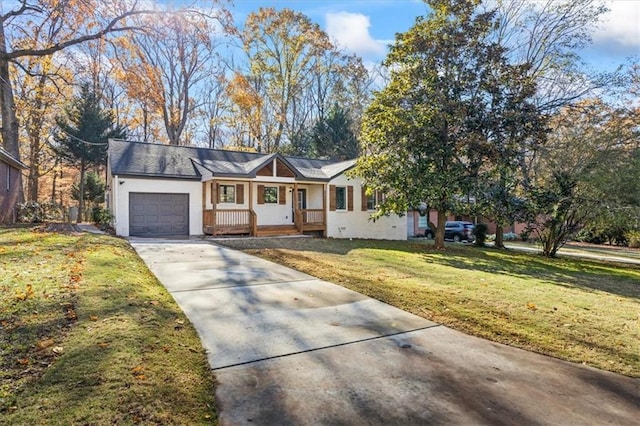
[0,0,175,204]
[113,8,230,145]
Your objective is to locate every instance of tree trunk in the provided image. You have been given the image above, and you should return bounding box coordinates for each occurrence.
[51,164,58,203]
[78,162,86,223]
[434,209,447,250]
[495,225,505,248]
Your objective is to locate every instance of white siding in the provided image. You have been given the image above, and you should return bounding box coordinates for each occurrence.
[253,182,294,226]
[326,174,406,240]
[112,177,202,237]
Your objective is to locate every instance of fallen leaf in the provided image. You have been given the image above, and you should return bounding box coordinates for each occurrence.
[134,374,146,380]
[90,315,99,321]
[15,284,34,301]
[131,365,144,374]
[175,319,184,325]
[149,300,159,306]
[98,342,109,349]
[526,302,537,311]
[52,346,64,354]
[36,339,55,350]
[17,358,29,365]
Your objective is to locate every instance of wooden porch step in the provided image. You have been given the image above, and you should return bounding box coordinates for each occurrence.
[256,225,300,237]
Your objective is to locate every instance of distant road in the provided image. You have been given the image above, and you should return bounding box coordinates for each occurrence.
[503,242,640,265]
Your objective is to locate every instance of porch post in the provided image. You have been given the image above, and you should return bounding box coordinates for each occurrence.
[211,181,217,235]
[293,182,300,232]
[202,182,206,234]
[249,181,256,236]
[322,184,327,225]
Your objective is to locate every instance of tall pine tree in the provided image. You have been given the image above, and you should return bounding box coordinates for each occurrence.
[55,84,125,222]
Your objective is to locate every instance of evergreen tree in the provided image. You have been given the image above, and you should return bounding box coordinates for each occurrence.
[355,0,538,248]
[55,84,126,222]
[71,171,106,209]
[311,105,359,161]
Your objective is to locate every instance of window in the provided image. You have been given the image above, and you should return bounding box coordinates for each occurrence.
[418,215,428,228]
[6,166,10,192]
[219,185,235,203]
[366,192,378,211]
[264,186,278,204]
[335,186,346,210]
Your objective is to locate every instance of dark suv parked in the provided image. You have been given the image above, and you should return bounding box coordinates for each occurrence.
[444,221,475,242]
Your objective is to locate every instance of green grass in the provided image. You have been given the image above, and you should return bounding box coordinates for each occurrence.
[216,237,640,377]
[0,227,217,424]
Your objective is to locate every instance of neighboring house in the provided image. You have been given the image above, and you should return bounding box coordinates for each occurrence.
[0,146,27,224]
[106,140,406,239]
[406,208,528,238]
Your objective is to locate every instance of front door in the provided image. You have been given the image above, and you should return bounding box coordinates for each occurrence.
[293,189,307,223]
[297,189,307,210]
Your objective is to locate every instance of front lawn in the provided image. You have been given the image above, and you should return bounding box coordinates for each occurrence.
[216,237,640,377]
[0,226,217,424]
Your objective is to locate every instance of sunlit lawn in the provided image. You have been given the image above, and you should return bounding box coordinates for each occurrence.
[0,226,217,424]
[217,237,640,377]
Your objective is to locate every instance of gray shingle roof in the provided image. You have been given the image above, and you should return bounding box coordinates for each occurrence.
[108,140,356,181]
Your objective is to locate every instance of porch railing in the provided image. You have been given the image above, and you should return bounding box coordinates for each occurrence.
[205,208,323,236]
[300,209,324,225]
[203,209,254,235]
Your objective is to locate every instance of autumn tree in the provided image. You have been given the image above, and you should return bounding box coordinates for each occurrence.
[233,8,371,153]
[14,54,73,202]
[356,0,537,249]
[0,0,177,204]
[467,0,610,247]
[529,97,640,255]
[54,84,125,222]
[113,9,230,145]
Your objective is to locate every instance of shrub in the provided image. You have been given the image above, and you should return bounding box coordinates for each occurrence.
[473,223,488,247]
[91,207,113,228]
[16,201,66,223]
[626,231,640,248]
[574,228,605,244]
[17,201,44,223]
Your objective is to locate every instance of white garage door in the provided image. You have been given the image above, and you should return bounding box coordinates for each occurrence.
[129,192,189,237]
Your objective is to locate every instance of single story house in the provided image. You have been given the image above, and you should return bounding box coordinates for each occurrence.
[0,146,27,224]
[106,140,406,239]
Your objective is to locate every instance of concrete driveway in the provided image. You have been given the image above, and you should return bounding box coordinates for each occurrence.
[130,239,639,425]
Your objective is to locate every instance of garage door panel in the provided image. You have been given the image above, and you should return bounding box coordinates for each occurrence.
[129,192,189,237]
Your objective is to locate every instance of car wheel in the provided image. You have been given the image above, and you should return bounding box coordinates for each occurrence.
[425,230,433,239]
[453,234,461,243]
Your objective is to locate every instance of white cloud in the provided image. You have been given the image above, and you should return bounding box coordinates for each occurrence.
[325,12,386,57]
[593,1,640,47]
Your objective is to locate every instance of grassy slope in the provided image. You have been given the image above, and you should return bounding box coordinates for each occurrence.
[217,238,640,377]
[0,227,216,424]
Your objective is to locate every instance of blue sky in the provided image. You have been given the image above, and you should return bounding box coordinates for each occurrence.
[229,0,640,73]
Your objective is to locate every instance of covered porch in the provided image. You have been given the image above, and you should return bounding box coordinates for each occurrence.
[202,181,326,237]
